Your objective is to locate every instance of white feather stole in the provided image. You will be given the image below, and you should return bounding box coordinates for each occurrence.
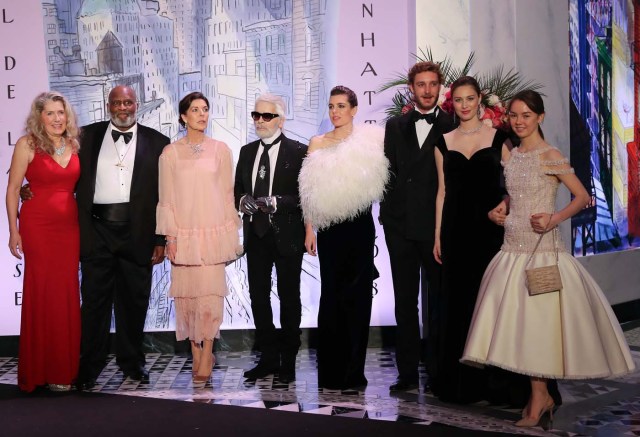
[298,123,389,230]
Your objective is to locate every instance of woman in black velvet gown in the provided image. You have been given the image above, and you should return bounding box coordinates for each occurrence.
[432,76,514,403]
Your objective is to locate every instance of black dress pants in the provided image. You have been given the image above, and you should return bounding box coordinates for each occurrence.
[78,218,152,380]
[384,228,441,382]
[246,229,303,367]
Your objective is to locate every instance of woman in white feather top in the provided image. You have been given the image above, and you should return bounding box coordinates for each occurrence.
[299,85,389,390]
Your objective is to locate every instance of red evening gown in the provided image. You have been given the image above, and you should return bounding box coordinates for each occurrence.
[18,151,80,392]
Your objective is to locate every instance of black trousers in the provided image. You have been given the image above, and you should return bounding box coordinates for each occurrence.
[245,229,303,366]
[316,212,375,389]
[78,218,152,380]
[384,227,441,382]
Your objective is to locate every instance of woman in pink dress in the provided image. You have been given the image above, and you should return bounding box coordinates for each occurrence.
[6,91,81,392]
[157,92,242,382]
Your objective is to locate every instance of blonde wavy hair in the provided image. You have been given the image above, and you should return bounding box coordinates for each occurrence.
[25,91,80,154]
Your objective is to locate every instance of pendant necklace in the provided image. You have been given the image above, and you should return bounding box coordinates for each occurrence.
[457,123,483,135]
[54,138,66,156]
[114,139,133,168]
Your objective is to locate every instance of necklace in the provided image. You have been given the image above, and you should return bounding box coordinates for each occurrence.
[457,124,483,135]
[186,137,205,156]
[54,138,66,156]
[113,135,133,168]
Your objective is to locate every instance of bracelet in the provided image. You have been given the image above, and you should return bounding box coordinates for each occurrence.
[166,238,177,245]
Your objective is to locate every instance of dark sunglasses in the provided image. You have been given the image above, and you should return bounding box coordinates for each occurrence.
[251,111,279,122]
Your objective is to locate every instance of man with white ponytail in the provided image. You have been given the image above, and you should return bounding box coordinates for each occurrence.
[234,94,308,384]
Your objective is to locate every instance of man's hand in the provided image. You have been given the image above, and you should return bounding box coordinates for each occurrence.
[239,195,259,215]
[255,196,277,214]
[19,183,33,202]
[151,245,165,265]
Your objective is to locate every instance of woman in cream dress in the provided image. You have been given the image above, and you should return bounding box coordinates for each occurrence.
[462,90,635,429]
[157,92,242,382]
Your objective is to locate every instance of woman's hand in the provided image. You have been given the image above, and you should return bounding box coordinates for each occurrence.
[488,199,509,226]
[433,238,442,265]
[8,231,23,259]
[165,237,177,263]
[305,228,317,256]
[530,213,555,234]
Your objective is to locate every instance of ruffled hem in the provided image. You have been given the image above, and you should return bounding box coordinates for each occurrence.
[156,203,178,237]
[170,264,228,297]
[172,217,242,266]
[174,295,224,342]
[459,356,632,380]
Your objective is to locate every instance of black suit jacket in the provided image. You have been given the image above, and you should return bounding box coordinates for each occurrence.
[234,135,307,256]
[379,110,454,241]
[76,121,170,265]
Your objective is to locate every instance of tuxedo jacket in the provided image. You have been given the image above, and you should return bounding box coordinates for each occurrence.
[234,135,307,257]
[379,110,454,241]
[76,121,169,265]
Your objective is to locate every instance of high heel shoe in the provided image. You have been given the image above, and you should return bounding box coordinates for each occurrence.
[193,353,215,383]
[516,398,555,430]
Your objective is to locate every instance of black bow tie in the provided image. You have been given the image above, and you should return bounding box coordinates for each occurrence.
[260,134,283,151]
[412,110,437,124]
[112,130,133,144]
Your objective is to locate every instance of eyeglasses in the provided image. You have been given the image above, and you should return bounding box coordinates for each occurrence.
[251,111,279,122]
[109,100,136,108]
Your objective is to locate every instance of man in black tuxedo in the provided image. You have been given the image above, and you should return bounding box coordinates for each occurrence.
[75,85,169,388]
[234,94,307,384]
[379,62,454,391]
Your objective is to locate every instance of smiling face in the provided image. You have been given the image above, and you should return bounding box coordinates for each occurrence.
[508,99,544,140]
[328,94,357,128]
[181,98,209,132]
[40,100,67,140]
[253,100,283,139]
[108,86,138,130]
[409,71,441,112]
[452,84,480,122]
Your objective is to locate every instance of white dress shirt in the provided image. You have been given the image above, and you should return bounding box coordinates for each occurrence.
[414,107,438,148]
[251,129,282,196]
[94,123,138,204]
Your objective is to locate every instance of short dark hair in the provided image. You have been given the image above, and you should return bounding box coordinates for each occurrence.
[178,92,209,128]
[330,85,357,107]
[450,75,481,97]
[407,61,444,85]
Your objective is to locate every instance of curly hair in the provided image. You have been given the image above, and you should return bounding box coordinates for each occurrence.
[407,61,444,86]
[25,91,80,154]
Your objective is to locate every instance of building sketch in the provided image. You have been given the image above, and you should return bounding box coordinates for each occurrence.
[41,0,331,331]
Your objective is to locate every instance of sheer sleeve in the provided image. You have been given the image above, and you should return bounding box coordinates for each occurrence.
[156,145,178,236]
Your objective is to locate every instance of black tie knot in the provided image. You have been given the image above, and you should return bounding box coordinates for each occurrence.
[260,134,283,151]
[112,130,133,144]
[412,110,437,124]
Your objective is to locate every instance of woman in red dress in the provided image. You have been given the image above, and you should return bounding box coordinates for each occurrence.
[6,91,81,392]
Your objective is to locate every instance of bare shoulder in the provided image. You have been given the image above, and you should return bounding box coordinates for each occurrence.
[308,134,326,154]
[540,146,566,162]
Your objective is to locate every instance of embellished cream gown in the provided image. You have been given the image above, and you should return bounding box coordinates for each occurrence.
[461,146,635,379]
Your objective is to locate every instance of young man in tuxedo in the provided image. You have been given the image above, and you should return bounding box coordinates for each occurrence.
[234,94,308,383]
[75,85,169,389]
[379,62,454,391]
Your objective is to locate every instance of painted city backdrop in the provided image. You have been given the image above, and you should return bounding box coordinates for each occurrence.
[569,0,640,256]
[31,0,409,333]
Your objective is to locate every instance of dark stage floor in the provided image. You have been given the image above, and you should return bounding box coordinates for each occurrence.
[1,327,639,436]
